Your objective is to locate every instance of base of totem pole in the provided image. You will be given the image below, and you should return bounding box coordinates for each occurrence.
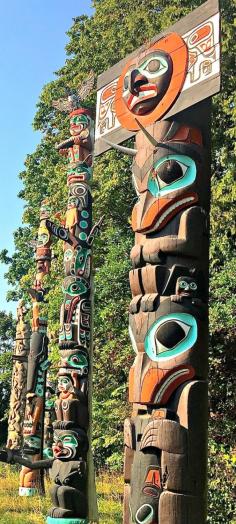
[19,487,38,496]
[46,518,89,524]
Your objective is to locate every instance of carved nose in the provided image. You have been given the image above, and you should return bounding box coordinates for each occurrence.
[130,69,148,94]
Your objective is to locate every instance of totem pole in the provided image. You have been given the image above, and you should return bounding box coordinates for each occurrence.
[20,200,52,496]
[7,300,30,449]
[95,1,221,523]
[40,78,99,523]
[0,80,99,522]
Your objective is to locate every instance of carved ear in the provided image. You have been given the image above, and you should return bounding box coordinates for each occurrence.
[102,138,137,156]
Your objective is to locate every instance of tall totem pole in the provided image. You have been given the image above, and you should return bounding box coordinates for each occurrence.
[42,80,99,523]
[0,84,99,522]
[95,1,221,523]
[7,300,30,450]
[20,200,52,496]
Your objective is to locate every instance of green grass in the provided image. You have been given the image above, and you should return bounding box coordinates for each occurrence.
[0,465,123,523]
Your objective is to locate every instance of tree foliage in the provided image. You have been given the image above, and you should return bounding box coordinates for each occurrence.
[0,1,235,520]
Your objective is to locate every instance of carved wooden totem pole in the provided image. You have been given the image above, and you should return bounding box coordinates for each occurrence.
[0,84,99,522]
[20,200,52,496]
[95,1,221,523]
[42,82,99,524]
[7,300,30,449]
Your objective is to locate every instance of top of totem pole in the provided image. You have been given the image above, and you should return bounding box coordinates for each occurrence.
[95,0,221,156]
[52,71,95,115]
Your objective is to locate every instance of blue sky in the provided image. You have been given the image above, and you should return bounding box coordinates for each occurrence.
[0,0,93,314]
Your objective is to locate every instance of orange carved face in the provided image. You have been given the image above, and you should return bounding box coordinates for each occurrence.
[115,33,188,130]
[122,50,173,116]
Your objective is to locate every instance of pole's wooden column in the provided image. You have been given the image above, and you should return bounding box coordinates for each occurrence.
[124,102,211,524]
[20,200,52,496]
[46,96,99,523]
[94,3,220,523]
[7,300,30,450]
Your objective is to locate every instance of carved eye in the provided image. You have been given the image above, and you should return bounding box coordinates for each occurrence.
[141,55,169,78]
[71,284,78,292]
[179,280,188,289]
[157,160,188,187]
[155,320,190,352]
[146,59,161,72]
[63,437,71,443]
[72,355,80,364]
[145,313,197,362]
[190,282,197,290]
[148,154,196,197]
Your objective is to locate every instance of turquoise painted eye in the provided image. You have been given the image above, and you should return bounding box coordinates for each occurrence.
[62,436,77,445]
[144,313,197,362]
[179,280,188,289]
[63,277,88,296]
[67,352,88,368]
[148,154,196,197]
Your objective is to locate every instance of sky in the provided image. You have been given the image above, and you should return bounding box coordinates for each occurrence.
[0,0,93,314]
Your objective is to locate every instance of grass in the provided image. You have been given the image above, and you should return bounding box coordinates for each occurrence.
[0,465,123,524]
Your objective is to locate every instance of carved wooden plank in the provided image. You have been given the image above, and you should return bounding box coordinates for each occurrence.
[97,0,219,90]
[95,0,220,155]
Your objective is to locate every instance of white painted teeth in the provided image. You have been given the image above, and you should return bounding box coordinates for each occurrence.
[155,197,194,228]
[130,91,156,108]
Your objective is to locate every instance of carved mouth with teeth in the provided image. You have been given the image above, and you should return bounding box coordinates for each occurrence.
[132,192,198,233]
[127,84,158,112]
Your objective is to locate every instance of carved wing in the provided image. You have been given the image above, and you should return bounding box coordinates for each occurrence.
[77,71,95,101]
[52,98,72,113]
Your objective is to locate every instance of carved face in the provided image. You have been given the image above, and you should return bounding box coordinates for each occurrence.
[23,435,41,454]
[176,276,198,297]
[64,247,91,277]
[67,163,92,184]
[52,428,88,460]
[122,51,173,116]
[40,201,50,220]
[60,349,89,374]
[67,195,79,209]
[58,375,73,393]
[37,224,50,247]
[115,33,188,130]
[52,430,80,459]
[69,113,90,137]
